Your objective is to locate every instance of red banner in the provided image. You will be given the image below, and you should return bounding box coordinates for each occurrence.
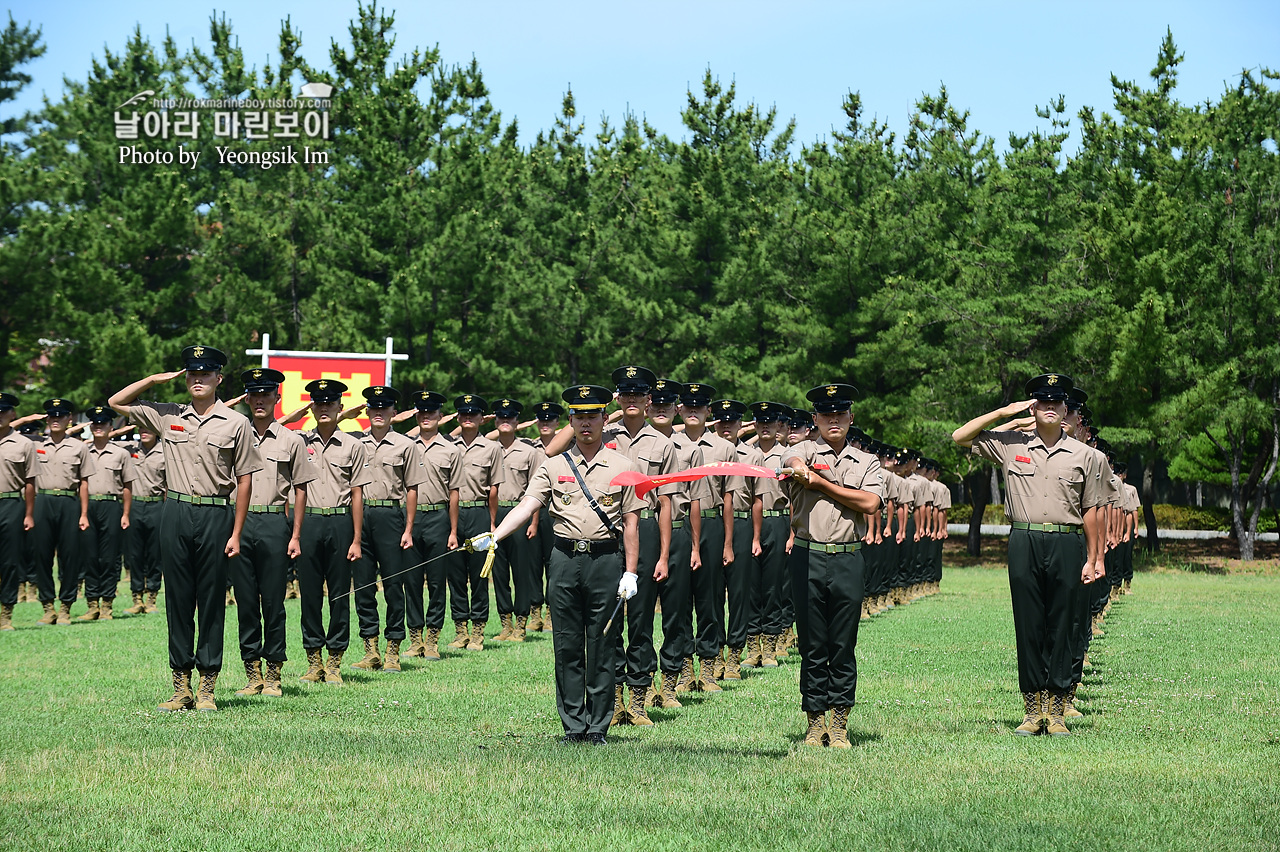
[270,356,386,431]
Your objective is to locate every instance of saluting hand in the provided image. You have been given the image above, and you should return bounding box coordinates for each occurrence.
[998,399,1036,419]
[339,404,366,422]
[226,393,247,407]
[151,369,186,385]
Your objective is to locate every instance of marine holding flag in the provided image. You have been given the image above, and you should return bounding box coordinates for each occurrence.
[779,383,884,749]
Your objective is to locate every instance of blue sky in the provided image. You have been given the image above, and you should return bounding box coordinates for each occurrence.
[6,1,1278,154]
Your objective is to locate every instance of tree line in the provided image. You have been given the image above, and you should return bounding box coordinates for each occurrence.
[1,6,1277,557]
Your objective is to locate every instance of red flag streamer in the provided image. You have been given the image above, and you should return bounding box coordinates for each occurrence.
[610,461,782,499]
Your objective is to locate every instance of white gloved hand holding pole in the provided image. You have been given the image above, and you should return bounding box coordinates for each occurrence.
[617,571,638,600]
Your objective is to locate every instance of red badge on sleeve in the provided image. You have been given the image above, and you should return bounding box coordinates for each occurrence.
[170,424,185,432]
[558,476,576,483]
[812,463,830,470]
[1015,455,1031,464]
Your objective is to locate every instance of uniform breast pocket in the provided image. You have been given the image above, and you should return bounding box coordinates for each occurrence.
[639,454,664,476]
[206,434,236,466]
[1006,460,1036,480]
[162,429,190,446]
[1058,474,1084,497]
[597,486,623,509]
[267,453,290,474]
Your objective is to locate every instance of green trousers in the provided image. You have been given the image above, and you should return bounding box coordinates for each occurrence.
[657,523,693,673]
[406,507,455,632]
[548,544,620,736]
[233,512,291,663]
[160,500,233,673]
[449,506,490,623]
[127,499,163,595]
[85,499,123,601]
[494,505,536,617]
[31,493,87,605]
[756,515,789,635]
[353,504,407,641]
[0,497,24,606]
[614,516,660,688]
[725,516,759,648]
[297,512,354,653]
[791,546,864,712]
[692,509,725,657]
[1007,528,1087,694]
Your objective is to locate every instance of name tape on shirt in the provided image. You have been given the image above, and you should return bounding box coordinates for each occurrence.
[558,475,576,483]
[812,463,830,470]
[170,424,185,432]
[1015,455,1032,464]
[605,442,617,449]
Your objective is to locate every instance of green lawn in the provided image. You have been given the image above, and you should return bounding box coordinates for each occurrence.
[1,566,1277,852]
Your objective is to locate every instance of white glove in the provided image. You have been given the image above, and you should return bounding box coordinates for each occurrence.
[468,532,495,552]
[618,572,638,600]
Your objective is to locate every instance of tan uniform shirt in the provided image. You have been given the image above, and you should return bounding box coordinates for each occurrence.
[692,430,740,510]
[881,469,904,515]
[454,435,504,503]
[895,472,917,511]
[525,445,644,540]
[1122,482,1141,513]
[415,432,463,507]
[0,430,40,492]
[757,444,790,512]
[130,400,260,498]
[358,428,428,502]
[667,431,710,523]
[972,429,1105,525]
[299,428,373,509]
[786,440,884,543]
[128,442,167,498]
[86,442,136,496]
[728,441,766,514]
[603,422,678,511]
[932,479,952,511]
[239,421,316,507]
[35,436,96,491]
[908,473,934,506]
[499,438,547,503]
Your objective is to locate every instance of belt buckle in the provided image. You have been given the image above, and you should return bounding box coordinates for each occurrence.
[574,540,589,553]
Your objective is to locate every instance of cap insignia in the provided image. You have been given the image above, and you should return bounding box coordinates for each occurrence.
[317,380,328,390]
[826,386,837,397]
[579,386,591,398]
[625,366,637,378]
[1047,375,1059,386]
[252,369,262,379]
[193,346,205,358]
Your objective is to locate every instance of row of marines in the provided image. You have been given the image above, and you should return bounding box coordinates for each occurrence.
[0,348,956,745]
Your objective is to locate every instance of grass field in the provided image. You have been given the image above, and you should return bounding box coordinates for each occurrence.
[2,563,1278,852]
